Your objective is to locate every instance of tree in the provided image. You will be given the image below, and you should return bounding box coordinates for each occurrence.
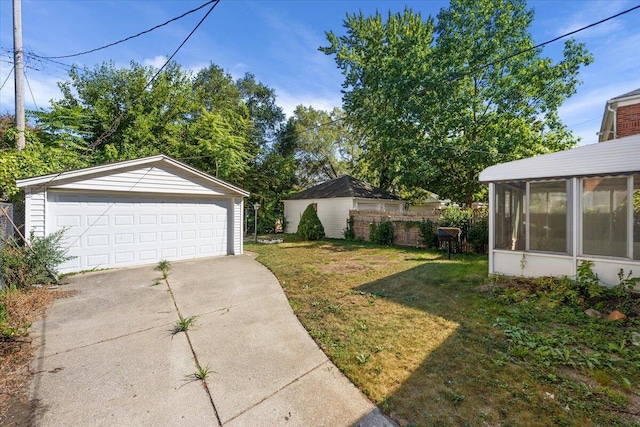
[322,0,592,204]
[236,72,285,151]
[279,106,352,188]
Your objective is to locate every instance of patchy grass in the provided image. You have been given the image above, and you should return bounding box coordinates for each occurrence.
[247,238,640,426]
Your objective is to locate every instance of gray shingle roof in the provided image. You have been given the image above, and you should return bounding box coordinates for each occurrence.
[612,88,640,100]
[285,175,401,200]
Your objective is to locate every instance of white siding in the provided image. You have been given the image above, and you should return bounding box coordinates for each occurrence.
[284,200,312,234]
[318,198,355,239]
[492,251,574,279]
[284,198,355,239]
[25,189,46,239]
[50,164,227,196]
[479,134,640,182]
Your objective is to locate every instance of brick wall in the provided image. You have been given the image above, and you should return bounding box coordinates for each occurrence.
[617,103,640,138]
[349,210,440,247]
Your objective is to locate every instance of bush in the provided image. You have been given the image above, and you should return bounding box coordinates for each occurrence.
[418,219,438,248]
[297,204,325,240]
[467,222,489,253]
[0,229,74,289]
[369,221,394,245]
[343,216,355,240]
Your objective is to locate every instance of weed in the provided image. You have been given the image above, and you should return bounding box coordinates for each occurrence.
[194,365,210,380]
[356,353,370,364]
[151,279,161,286]
[173,316,196,334]
[155,260,170,279]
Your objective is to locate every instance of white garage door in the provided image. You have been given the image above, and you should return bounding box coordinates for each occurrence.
[48,191,229,273]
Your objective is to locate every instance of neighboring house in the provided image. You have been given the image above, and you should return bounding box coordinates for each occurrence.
[17,155,248,274]
[599,88,640,142]
[479,134,640,286]
[284,175,405,239]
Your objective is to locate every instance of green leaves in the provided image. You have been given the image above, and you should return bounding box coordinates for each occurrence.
[323,0,592,204]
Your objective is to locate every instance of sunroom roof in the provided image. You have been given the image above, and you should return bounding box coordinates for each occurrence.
[479,134,640,182]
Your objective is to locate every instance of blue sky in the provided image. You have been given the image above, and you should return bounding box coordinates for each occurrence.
[1,0,639,145]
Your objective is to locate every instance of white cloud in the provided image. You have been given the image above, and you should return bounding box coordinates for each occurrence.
[555,0,630,39]
[142,55,169,69]
[0,71,63,114]
[274,86,342,118]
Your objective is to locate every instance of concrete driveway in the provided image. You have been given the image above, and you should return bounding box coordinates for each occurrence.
[28,254,394,426]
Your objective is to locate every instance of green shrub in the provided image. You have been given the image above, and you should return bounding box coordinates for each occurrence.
[369,221,394,245]
[297,204,325,240]
[343,216,356,240]
[438,206,473,228]
[418,219,438,248]
[467,222,489,253]
[0,229,74,289]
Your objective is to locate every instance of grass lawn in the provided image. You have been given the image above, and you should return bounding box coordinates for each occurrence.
[247,237,640,427]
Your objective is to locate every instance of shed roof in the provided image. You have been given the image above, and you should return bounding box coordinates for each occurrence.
[285,175,401,200]
[479,134,640,182]
[16,154,249,197]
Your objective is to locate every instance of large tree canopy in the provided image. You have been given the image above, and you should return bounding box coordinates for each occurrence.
[321,0,593,204]
[277,106,352,188]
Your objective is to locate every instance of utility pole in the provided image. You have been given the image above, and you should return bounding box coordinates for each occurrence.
[13,0,26,150]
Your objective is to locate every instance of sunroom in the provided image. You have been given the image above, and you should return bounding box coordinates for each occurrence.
[479,134,640,286]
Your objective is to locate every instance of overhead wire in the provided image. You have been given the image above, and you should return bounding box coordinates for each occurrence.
[89,0,221,149]
[24,70,39,110]
[0,66,13,91]
[451,4,640,81]
[43,0,217,59]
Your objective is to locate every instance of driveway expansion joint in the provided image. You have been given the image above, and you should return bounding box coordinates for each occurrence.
[222,359,331,425]
[164,276,223,427]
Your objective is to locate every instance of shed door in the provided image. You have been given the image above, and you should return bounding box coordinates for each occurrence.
[48,191,228,273]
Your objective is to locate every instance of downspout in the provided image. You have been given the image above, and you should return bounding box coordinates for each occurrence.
[607,103,617,139]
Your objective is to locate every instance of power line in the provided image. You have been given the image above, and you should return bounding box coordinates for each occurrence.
[44,0,217,60]
[453,4,640,81]
[0,66,13,91]
[24,70,39,110]
[89,0,221,149]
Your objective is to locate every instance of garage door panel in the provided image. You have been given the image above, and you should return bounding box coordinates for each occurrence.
[49,192,230,273]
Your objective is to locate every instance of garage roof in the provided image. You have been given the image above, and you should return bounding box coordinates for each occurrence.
[16,155,249,197]
[479,134,640,182]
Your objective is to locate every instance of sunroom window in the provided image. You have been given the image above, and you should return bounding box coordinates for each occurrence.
[494,182,526,250]
[582,177,628,258]
[529,180,569,253]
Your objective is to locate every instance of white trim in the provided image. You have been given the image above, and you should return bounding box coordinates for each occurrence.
[488,183,495,274]
[16,155,249,197]
[479,134,640,182]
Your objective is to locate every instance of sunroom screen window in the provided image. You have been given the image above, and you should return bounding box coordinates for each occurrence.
[494,182,526,250]
[529,181,568,253]
[582,177,627,258]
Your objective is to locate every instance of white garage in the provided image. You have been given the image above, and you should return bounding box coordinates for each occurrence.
[16,155,249,274]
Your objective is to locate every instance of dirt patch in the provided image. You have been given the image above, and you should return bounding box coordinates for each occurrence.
[317,256,399,275]
[0,287,72,427]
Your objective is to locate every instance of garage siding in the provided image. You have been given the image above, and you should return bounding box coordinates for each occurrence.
[51,165,226,196]
[25,189,46,238]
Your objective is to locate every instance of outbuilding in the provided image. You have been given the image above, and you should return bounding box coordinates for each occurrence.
[284,175,405,239]
[479,134,640,286]
[16,155,248,274]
